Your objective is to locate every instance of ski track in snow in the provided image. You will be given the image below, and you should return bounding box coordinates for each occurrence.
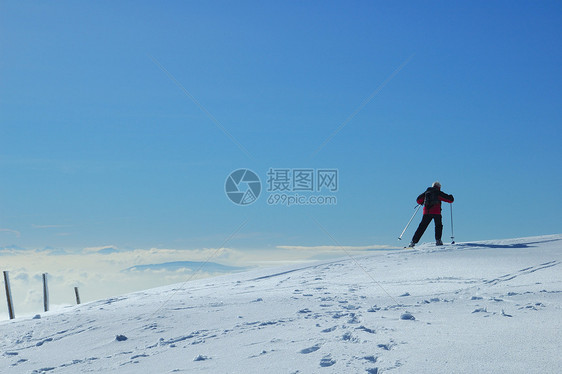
[1,235,561,373]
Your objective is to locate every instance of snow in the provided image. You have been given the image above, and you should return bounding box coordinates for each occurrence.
[1,235,561,373]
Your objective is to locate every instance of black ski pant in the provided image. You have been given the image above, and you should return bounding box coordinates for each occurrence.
[412,214,443,244]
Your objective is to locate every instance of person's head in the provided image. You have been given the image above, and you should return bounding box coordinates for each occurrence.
[432,181,441,189]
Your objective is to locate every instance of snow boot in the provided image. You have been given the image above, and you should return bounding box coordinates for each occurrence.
[407,241,415,248]
[436,239,443,246]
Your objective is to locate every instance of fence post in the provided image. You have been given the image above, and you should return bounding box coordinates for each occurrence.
[74,287,81,305]
[42,273,49,312]
[3,271,15,319]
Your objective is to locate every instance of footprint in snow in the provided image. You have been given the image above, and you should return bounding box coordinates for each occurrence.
[12,358,28,366]
[342,332,359,342]
[321,326,337,333]
[378,343,394,351]
[319,355,336,367]
[356,325,376,334]
[299,344,321,354]
[501,309,513,317]
[519,302,546,311]
[130,354,149,362]
[423,297,440,303]
[36,338,54,346]
[400,312,415,321]
[332,312,348,319]
[348,313,361,324]
[31,367,56,373]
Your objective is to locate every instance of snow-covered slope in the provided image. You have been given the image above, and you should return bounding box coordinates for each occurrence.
[1,235,561,373]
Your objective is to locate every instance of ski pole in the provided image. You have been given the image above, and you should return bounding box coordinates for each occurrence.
[450,203,455,244]
[398,204,421,240]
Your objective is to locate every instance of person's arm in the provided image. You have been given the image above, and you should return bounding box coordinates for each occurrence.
[439,191,454,203]
[416,192,425,205]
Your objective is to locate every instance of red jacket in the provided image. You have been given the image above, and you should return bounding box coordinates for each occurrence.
[416,187,454,215]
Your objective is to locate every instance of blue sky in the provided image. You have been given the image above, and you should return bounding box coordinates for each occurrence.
[1,1,561,313]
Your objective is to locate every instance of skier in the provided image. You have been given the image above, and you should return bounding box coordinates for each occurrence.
[409,181,454,247]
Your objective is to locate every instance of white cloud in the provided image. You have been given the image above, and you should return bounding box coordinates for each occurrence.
[83,245,119,254]
[0,228,21,237]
